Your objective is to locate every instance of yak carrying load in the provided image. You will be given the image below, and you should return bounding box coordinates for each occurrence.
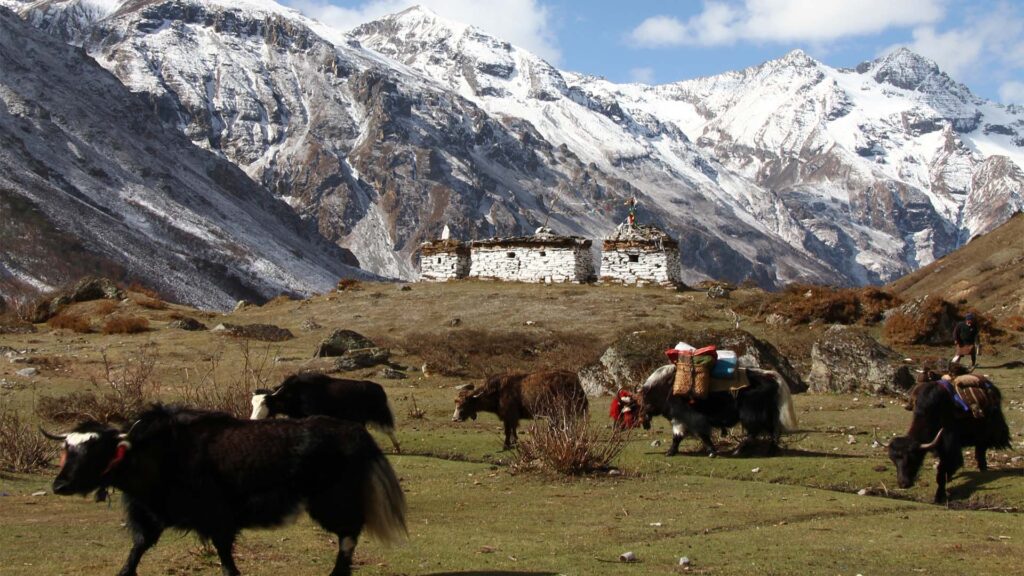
[666,343,746,400]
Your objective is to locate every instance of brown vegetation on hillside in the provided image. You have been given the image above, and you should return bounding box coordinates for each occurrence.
[746,284,901,325]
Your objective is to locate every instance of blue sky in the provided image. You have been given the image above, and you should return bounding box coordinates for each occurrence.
[284,0,1024,104]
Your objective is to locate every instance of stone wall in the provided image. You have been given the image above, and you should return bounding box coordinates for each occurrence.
[600,245,681,286]
[469,244,593,283]
[419,240,470,281]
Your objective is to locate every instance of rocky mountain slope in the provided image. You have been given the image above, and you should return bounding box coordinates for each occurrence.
[0,5,369,309]
[889,212,1024,318]
[6,0,1024,288]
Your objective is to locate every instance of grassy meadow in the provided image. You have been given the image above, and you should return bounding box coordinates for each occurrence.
[1,280,1022,576]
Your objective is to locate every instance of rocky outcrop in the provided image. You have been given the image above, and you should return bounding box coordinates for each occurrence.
[578,327,806,396]
[314,329,377,357]
[26,277,124,323]
[808,325,915,393]
[212,323,294,342]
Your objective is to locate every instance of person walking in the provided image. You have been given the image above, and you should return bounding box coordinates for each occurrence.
[952,312,981,370]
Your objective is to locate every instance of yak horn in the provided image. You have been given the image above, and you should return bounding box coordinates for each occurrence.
[39,427,68,442]
[920,429,943,450]
[872,427,890,448]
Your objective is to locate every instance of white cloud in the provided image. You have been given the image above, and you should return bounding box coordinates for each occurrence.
[999,81,1024,105]
[627,0,944,47]
[629,67,655,84]
[285,0,561,63]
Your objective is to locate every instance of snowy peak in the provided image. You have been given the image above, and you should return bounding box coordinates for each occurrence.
[862,47,945,91]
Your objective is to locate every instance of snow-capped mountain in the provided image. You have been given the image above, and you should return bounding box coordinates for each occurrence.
[8,0,1024,288]
[0,4,370,309]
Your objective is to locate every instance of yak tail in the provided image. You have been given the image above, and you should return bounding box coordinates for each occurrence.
[755,369,798,432]
[363,454,408,546]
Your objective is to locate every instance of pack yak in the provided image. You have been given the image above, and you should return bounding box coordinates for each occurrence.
[886,376,1011,503]
[251,372,400,452]
[44,404,406,576]
[637,364,798,456]
[452,369,588,450]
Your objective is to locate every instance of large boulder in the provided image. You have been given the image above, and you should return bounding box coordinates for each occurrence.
[314,329,377,357]
[808,325,915,393]
[27,276,126,323]
[334,348,390,371]
[578,327,806,396]
[212,323,293,342]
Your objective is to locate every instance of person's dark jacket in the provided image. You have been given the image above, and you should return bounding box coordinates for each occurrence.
[953,321,979,346]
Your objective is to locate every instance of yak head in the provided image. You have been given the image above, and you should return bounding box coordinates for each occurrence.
[452,385,482,422]
[250,388,278,420]
[634,388,654,430]
[42,422,125,496]
[886,429,943,489]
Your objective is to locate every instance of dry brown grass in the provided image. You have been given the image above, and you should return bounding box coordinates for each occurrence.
[46,311,92,333]
[180,341,280,418]
[748,284,901,325]
[381,329,604,378]
[1002,315,1024,332]
[125,281,162,300]
[0,397,57,473]
[35,346,159,425]
[263,294,297,306]
[336,278,362,291]
[101,315,149,334]
[93,300,119,316]
[132,296,167,310]
[883,295,949,345]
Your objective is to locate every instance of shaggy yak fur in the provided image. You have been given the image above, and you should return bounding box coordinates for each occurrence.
[637,364,798,456]
[887,379,1011,503]
[452,369,588,450]
[252,372,399,452]
[46,405,407,576]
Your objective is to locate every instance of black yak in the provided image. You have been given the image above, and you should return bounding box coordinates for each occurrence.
[637,364,798,456]
[44,404,406,576]
[886,377,1011,503]
[251,373,400,452]
[452,369,588,450]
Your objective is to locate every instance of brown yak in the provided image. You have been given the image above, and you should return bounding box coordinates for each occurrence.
[452,370,588,449]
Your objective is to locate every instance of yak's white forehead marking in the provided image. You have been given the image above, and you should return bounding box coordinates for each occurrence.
[250,394,269,420]
[671,423,685,437]
[451,407,461,420]
[66,432,99,446]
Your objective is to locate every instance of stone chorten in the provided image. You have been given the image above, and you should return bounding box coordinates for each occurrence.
[600,224,681,287]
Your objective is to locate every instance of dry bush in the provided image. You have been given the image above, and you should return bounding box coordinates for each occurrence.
[512,399,628,476]
[133,297,167,310]
[336,278,362,291]
[36,347,159,425]
[883,295,952,345]
[263,294,296,306]
[0,397,57,473]
[181,341,279,418]
[406,396,426,420]
[1002,315,1024,332]
[93,300,119,316]
[125,281,162,300]
[749,284,901,325]
[383,329,604,378]
[47,311,92,333]
[102,315,149,334]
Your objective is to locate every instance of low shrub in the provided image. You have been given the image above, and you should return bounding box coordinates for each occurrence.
[125,281,162,300]
[748,284,901,326]
[0,399,56,473]
[133,297,167,311]
[336,278,362,291]
[512,398,629,476]
[47,311,92,333]
[93,300,119,316]
[102,315,149,334]
[36,347,158,425]
[1002,315,1024,332]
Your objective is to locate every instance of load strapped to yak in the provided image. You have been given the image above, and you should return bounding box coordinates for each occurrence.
[665,342,746,400]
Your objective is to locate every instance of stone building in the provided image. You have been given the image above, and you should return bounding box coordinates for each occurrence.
[600,224,681,287]
[419,239,470,281]
[469,228,595,283]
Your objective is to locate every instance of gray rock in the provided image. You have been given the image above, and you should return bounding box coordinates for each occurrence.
[233,300,250,312]
[300,318,323,332]
[16,367,38,378]
[213,323,293,342]
[334,348,390,370]
[168,317,207,331]
[379,366,407,380]
[807,325,915,393]
[315,329,377,358]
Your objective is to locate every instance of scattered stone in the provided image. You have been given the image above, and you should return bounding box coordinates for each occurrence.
[764,313,788,327]
[679,556,691,567]
[847,435,857,445]
[168,317,206,331]
[448,318,462,327]
[650,439,662,448]
[233,300,250,312]
[421,363,436,377]
[314,329,376,358]
[398,285,412,291]
[16,367,38,378]
[807,325,915,393]
[300,318,322,332]
[334,348,390,371]
[751,467,761,473]
[379,367,407,380]
[619,551,637,563]
[524,320,537,326]
[0,322,36,335]
[857,489,868,496]
[212,323,293,342]
[31,491,46,497]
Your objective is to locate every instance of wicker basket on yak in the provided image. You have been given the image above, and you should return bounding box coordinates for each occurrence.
[666,345,717,398]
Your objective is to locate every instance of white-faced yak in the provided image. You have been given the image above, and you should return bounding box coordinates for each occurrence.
[452,369,588,450]
[251,373,400,452]
[44,405,407,576]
